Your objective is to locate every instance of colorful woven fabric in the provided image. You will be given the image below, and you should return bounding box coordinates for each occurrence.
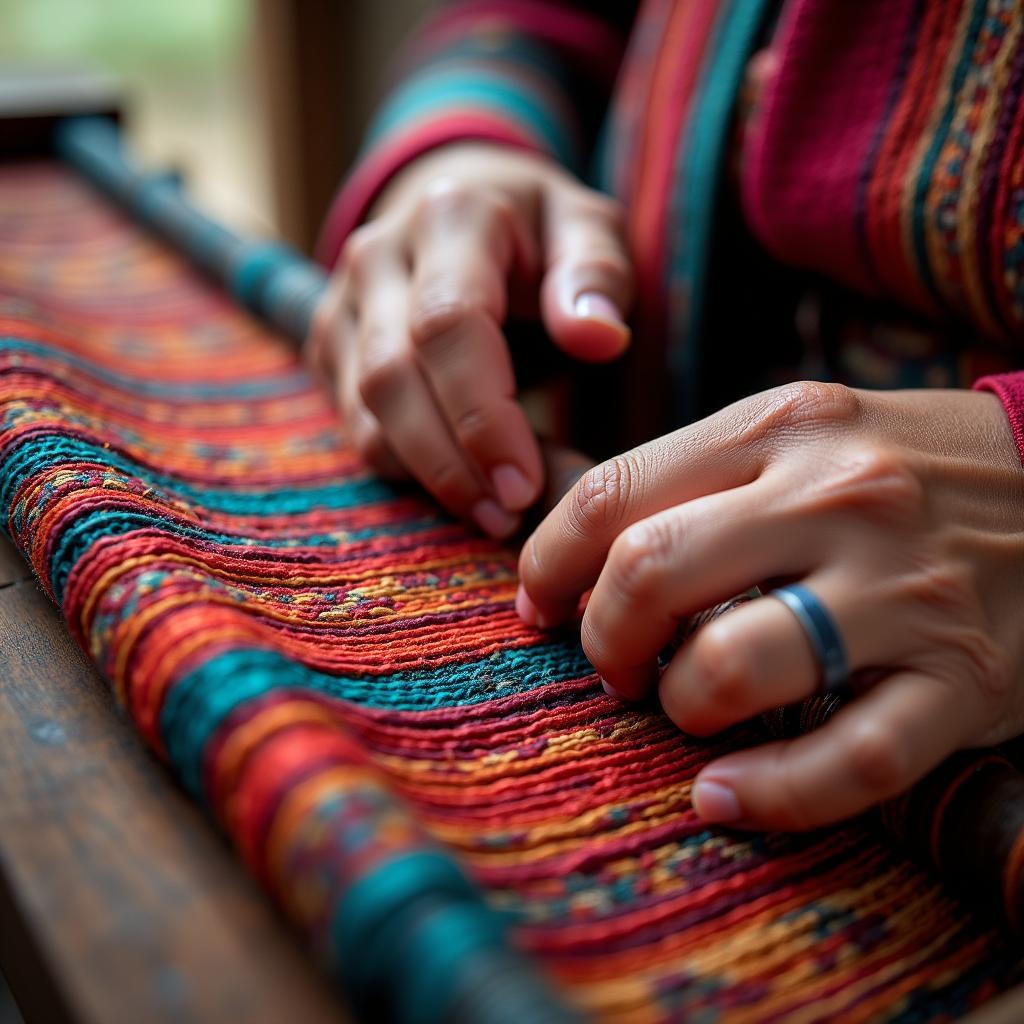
[2,163,1023,1022]
[743,0,1024,337]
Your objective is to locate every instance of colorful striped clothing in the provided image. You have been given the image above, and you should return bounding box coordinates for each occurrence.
[317,0,1024,457]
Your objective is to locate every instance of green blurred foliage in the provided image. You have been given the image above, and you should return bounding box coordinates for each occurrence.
[0,0,247,72]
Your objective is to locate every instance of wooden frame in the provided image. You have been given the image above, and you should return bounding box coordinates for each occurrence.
[0,535,347,1024]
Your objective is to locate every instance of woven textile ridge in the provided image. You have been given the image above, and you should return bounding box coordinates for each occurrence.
[0,163,1021,1022]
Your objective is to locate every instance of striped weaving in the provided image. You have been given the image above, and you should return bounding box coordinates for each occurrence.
[2,163,1023,1022]
[741,0,1024,339]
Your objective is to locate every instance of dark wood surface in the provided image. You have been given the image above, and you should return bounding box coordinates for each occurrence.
[0,534,346,1024]
[0,535,32,587]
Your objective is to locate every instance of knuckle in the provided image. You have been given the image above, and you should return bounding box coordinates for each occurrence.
[846,720,909,795]
[570,454,638,533]
[975,649,1012,704]
[899,563,1009,706]
[340,223,389,280]
[549,247,632,289]
[357,353,412,409]
[409,296,483,347]
[929,627,1009,705]
[812,444,924,524]
[848,446,922,515]
[607,522,667,602]
[905,562,975,618]
[969,641,1012,704]
[689,625,751,712]
[474,187,517,227]
[418,177,477,215]
[580,252,634,287]
[764,380,861,434]
[597,193,628,233]
[415,178,518,231]
[423,459,472,503]
[452,405,490,448]
[574,189,627,230]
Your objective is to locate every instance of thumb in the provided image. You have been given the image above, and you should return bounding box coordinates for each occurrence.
[540,186,634,362]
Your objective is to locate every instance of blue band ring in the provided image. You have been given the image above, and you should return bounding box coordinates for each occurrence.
[769,584,850,693]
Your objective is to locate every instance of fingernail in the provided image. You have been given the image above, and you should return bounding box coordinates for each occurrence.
[515,585,538,626]
[574,292,624,326]
[472,499,519,539]
[515,586,554,629]
[492,464,535,510]
[600,677,624,700]
[692,779,741,823]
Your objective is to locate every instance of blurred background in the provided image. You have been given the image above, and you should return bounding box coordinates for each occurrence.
[0,0,437,251]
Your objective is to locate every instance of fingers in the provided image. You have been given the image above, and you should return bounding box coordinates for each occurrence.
[353,243,519,535]
[659,595,822,735]
[579,481,820,698]
[408,183,543,511]
[305,275,345,382]
[519,442,593,615]
[313,153,642,532]
[540,185,633,361]
[658,578,893,735]
[518,410,769,627]
[690,670,977,830]
[308,279,407,479]
[343,384,407,481]
[315,156,644,531]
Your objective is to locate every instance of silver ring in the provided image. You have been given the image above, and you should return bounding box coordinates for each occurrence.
[769,584,849,693]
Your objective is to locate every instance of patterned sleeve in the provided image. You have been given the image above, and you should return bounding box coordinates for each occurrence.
[974,372,1024,468]
[315,0,634,267]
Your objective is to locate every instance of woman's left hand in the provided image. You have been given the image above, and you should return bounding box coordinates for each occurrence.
[515,381,1024,830]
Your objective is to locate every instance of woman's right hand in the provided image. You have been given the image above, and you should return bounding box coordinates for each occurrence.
[307,142,634,538]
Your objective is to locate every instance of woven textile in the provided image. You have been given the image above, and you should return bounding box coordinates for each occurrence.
[1,163,1022,1022]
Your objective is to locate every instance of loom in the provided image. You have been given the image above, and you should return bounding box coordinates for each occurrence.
[0,110,1022,1022]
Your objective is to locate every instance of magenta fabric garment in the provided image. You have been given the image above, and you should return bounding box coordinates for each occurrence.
[740,0,920,298]
[976,372,1024,466]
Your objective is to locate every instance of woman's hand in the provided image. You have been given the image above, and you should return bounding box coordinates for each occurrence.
[516,381,1024,830]
[307,143,633,538]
